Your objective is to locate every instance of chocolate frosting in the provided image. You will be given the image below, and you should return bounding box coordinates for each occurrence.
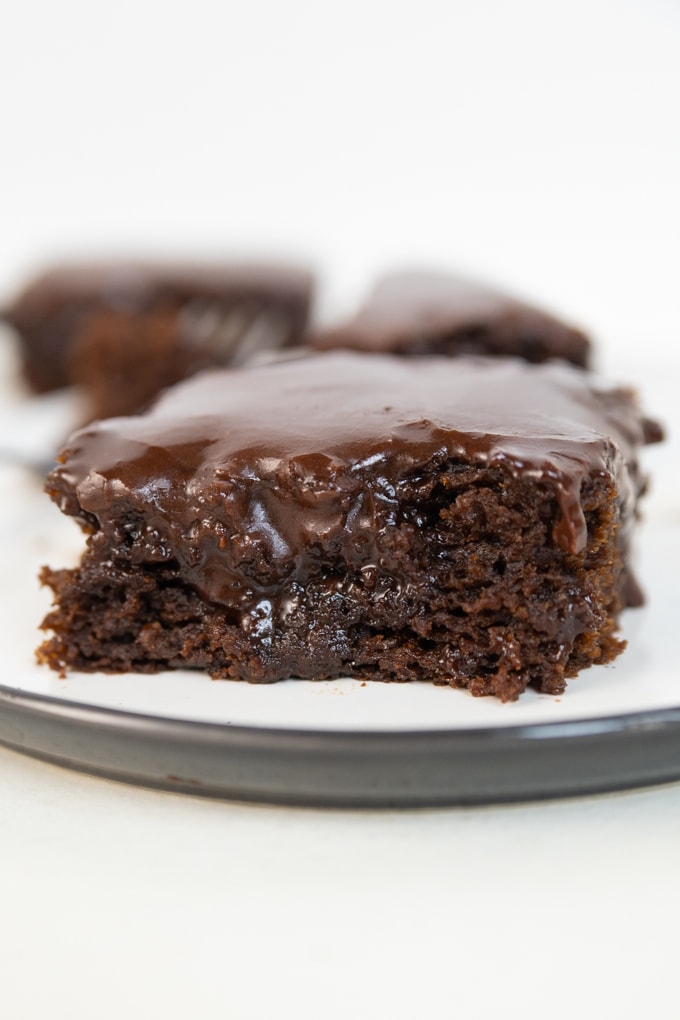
[312,271,590,367]
[48,352,657,616]
[7,261,314,317]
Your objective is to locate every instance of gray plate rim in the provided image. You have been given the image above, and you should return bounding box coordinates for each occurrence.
[1,682,679,807]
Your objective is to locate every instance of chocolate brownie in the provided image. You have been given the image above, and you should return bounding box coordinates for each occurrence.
[37,352,661,701]
[312,271,590,367]
[3,262,313,418]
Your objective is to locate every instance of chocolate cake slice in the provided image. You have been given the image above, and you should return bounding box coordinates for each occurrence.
[3,261,313,418]
[38,352,660,701]
[312,271,590,367]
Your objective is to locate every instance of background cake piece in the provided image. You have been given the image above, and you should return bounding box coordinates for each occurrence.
[38,352,660,701]
[312,271,591,367]
[2,261,314,418]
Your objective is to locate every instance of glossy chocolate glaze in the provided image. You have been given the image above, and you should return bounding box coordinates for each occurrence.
[47,353,658,628]
[312,271,590,367]
[4,261,313,392]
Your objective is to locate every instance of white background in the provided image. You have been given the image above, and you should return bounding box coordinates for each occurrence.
[1,1,680,1018]
[2,0,679,348]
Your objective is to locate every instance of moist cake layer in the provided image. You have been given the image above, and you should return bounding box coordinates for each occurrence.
[312,271,591,367]
[38,352,660,700]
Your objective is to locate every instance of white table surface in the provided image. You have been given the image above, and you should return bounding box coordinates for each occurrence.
[1,745,679,1020]
[2,0,679,1016]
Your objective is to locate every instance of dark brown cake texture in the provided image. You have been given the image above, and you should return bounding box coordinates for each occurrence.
[311,270,591,367]
[38,352,661,701]
[2,261,313,419]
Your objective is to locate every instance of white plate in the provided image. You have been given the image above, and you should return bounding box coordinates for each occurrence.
[0,356,678,806]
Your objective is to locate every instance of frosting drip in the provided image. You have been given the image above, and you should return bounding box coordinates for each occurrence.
[49,352,655,613]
